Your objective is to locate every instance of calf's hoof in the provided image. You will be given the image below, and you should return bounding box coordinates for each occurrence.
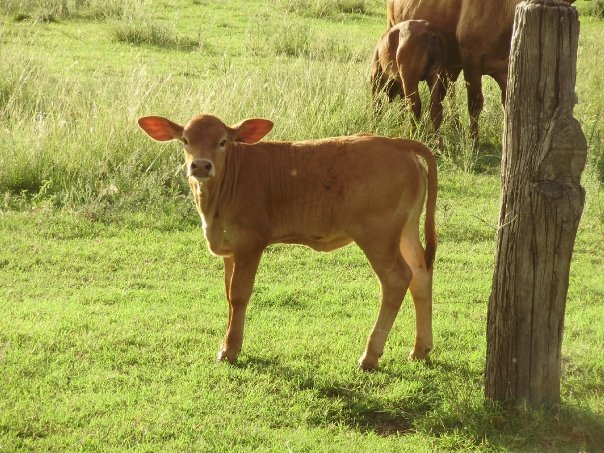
[408,346,432,361]
[358,354,379,371]
[217,348,238,364]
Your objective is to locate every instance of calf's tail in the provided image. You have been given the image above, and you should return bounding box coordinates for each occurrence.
[397,139,438,271]
[415,142,438,270]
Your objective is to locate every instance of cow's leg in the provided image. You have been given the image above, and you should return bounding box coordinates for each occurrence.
[463,62,483,146]
[217,251,262,363]
[492,70,508,106]
[400,227,433,360]
[427,73,446,132]
[356,236,413,370]
[447,69,463,131]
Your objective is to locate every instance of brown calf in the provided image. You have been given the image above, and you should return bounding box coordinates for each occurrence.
[371,20,461,131]
[138,114,437,370]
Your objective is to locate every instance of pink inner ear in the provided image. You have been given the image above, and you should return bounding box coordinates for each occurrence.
[138,116,183,142]
[237,119,274,143]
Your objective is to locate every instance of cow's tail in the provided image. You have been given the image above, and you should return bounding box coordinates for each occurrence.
[386,0,395,28]
[405,140,438,271]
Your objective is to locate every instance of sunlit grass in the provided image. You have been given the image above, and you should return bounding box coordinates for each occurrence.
[277,0,372,18]
[0,0,151,21]
[112,20,203,50]
[0,1,602,451]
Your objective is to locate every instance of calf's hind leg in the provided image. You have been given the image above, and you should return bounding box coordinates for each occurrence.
[356,234,413,371]
[400,226,433,360]
[401,78,422,122]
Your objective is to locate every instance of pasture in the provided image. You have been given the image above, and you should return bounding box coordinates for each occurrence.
[0,0,603,451]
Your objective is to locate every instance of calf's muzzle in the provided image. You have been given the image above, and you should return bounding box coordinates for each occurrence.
[189,159,215,180]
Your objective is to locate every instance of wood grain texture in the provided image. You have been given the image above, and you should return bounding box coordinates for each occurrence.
[485,0,587,406]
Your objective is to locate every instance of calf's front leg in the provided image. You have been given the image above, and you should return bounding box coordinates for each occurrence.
[217,251,262,363]
[222,256,235,334]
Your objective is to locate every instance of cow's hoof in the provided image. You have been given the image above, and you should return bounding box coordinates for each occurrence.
[358,355,378,372]
[217,349,238,364]
[408,346,432,361]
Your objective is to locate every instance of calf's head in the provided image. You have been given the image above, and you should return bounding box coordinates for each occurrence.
[138,114,273,183]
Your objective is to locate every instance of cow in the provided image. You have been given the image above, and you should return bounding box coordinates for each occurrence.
[370,20,461,132]
[138,113,438,370]
[386,0,575,144]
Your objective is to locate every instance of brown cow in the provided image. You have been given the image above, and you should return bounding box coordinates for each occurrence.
[371,20,461,132]
[138,113,437,370]
[386,0,575,144]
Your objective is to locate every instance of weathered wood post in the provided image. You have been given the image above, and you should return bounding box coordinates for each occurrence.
[485,0,587,406]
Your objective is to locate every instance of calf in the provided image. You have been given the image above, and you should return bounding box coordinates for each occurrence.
[138,114,437,370]
[371,20,461,131]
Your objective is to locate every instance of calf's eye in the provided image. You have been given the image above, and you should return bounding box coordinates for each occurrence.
[219,139,227,147]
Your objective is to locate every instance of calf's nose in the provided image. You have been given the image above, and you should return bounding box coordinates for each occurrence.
[189,159,214,179]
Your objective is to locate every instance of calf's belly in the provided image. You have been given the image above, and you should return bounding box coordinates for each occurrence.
[280,234,354,252]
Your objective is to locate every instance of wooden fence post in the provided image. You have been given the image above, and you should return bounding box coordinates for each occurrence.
[485,0,587,406]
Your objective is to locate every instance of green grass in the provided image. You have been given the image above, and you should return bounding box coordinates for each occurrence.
[1,175,602,451]
[0,0,603,451]
[246,19,369,62]
[277,0,373,18]
[112,19,203,50]
[1,0,151,21]
[585,0,604,19]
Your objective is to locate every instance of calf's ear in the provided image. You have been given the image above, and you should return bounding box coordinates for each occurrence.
[138,116,184,142]
[233,118,274,144]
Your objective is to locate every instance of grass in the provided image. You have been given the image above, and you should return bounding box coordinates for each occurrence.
[0,0,603,451]
[112,20,204,50]
[1,177,602,451]
[278,0,373,18]
[585,0,604,19]
[246,19,368,62]
[1,0,151,21]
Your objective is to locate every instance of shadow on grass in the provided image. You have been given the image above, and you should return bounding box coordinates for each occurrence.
[236,355,440,436]
[473,141,502,174]
[407,359,603,450]
[313,384,422,436]
[237,355,604,450]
